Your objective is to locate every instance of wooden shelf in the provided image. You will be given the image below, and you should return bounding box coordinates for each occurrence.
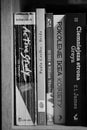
[12,125,87,130]
[1,0,87,130]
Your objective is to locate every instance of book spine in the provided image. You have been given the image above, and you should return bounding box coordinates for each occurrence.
[46,13,54,125]
[84,26,87,126]
[65,13,86,126]
[14,12,36,126]
[36,9,46,125]
[53,15,65,124]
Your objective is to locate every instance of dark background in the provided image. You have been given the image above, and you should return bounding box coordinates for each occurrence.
[20,0,87,13]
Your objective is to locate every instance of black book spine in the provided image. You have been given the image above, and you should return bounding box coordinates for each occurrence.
[65,13,86,126]
[85,26,87,126]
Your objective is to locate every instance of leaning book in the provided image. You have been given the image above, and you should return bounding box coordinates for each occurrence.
[13,12,36,126]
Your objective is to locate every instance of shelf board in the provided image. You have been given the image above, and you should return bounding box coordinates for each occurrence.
[12,125,87,130]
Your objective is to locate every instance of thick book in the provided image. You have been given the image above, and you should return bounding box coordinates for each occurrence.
[53,15,65,124]
[14,12,36,125]
[65,13,86,126]
[46,13,54,125]
[36,8,46,125]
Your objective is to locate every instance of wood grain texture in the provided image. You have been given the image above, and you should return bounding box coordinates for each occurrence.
[1,0,13,129]
[1,0,20,130]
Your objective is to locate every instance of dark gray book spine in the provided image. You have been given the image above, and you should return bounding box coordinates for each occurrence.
[46,13,54,125]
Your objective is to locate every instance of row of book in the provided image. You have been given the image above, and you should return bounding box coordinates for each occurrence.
[13,8,87,126]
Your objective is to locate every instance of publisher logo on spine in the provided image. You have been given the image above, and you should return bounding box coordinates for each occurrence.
[38,101,45,112]
[58,115,62,121]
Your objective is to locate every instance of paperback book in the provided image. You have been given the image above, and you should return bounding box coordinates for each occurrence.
[46,13,54,125]
[53,15,65,124]
[14,12,36,126]
[36,8,46,125]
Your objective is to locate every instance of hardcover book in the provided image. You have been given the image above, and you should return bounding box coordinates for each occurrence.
[14,12,36,125]
[53,15,65,124]
[36,8,46,125]
[46,13,54,125]
[65,13,86,126]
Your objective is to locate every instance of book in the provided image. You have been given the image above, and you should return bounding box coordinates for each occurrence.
[46,13,54,125]
[53,15,65,124]
[65,13,86,126]
[36,8,46,125]
[14,12,36,125]
[85,26,87,126]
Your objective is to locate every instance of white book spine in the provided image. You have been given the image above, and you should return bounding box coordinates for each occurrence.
[36,8,46,125]
[53,15,65,124]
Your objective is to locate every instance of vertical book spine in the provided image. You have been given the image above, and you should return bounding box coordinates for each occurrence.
[14,12,36,126]
[86,26,87,125]
[46,13,54,125]
[53,15,65,124]
[65,13,86,125]
[36,9,46,125]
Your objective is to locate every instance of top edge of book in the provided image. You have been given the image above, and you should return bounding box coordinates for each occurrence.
[36,8,45,13]
[36,8,45,10]
[14,12,35,25]
[53,15,65,27]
